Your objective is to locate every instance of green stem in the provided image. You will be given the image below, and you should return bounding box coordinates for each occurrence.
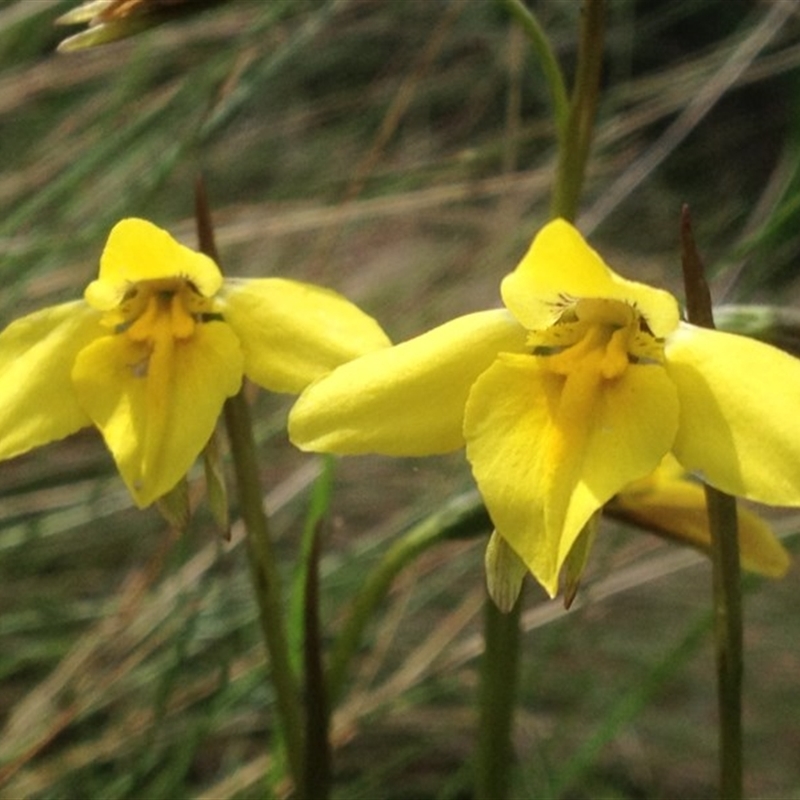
[303,518,330,799]
[475,591,524,800]
[327,490,491,707]
[291,456,335,798]
[681,206,743,800]
[194,180,305,796]
[551,0,606,222]
[224,394,306,797]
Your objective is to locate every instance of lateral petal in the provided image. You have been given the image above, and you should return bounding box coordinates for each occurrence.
[289,309,527,455]
[72,322,243,506]
[501,219,679,337]
[0,301,103,459]
[666,323,800,505]
[218,278,391,394]
[464,355,678,596]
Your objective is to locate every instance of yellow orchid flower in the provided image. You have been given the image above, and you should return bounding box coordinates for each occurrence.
[0,218,390,507]
[290,218,800,597]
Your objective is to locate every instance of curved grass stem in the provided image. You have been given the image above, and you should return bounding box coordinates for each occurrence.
[498,0,569,138]
[327,490,491,707]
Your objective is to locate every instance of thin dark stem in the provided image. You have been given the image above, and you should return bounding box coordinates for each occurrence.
[224,395,306,796]
[680,207,714,328]
[681,205,743,800]
[195,179,306,797]
[304,521,330,799]
[705,486,743,800]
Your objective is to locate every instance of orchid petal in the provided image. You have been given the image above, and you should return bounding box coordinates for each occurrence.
[85,218,222,310]
[464,354,678,596]
[219,278,391,394]
[667,323,800,505]
[0,301,103,459]
[501,219,679,337]
[72,322,243,506]
[289,310,527,455]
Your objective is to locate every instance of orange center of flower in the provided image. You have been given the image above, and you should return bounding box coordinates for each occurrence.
[110,278,217,379]
[118,278,213,342]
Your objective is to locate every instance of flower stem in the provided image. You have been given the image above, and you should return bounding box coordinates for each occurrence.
[681,206,743,800]
[195,181,306,797]
[224,394,306,796]
[705,486,743,800]
[475,590,523,800]
[303,517,330,799]
[551,0,606,222]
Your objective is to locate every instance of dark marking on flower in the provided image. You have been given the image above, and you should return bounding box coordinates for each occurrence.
[532,345,566,356]
[129,357,149,378]
[628,353,660,366]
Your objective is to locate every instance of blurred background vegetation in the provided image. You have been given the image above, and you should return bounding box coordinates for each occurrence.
[1,0,799,797]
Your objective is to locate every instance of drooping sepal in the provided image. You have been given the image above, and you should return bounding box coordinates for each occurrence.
[485,531,528,613]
